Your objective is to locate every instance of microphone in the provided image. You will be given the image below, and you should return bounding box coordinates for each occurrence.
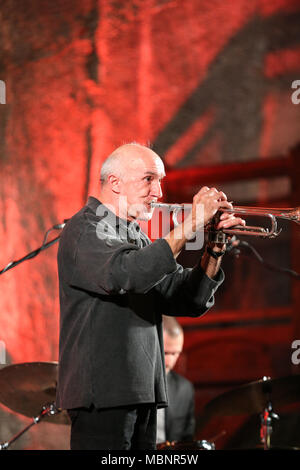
[226,235,242,256]
[52,219,70,230]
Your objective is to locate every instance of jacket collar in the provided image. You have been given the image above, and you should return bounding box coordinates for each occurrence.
[86,196,141,236]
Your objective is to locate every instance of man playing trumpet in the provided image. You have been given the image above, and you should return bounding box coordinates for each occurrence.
[56,142,245,451]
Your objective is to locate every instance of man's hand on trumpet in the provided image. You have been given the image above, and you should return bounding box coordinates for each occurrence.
[164,186,246,279]
[194,186,246,279]
[190,186,246,234]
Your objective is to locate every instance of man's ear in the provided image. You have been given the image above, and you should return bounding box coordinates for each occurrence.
[107,174,121,193]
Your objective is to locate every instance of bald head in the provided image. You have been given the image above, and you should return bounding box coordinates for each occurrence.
[162,316,184,374]
[100,143,163,185]
[162,316,183,338]
[99,143,165,221]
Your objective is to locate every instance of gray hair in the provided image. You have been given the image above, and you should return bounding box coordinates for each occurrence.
[100,142,152,184]
[100,148,125,184]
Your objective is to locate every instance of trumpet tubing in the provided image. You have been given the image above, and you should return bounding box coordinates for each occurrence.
[224,206,300,224]
[150,203,300,238]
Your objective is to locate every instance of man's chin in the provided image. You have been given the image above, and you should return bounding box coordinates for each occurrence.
[127,203,155,221]
[137,211,154,221]
[134,205,154,221]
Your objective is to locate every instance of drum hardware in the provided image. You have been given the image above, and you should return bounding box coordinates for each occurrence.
[157,439,216,450]
[151,203,300,239]
[197,374,300,450]
[260,403,279,451]
[197,440,215,450]
[0,362,69,450]
[0,403,61,450]
[259,376,279,451]
[0,361,68,424]
[157,428,227,451]
[200,374,300,417]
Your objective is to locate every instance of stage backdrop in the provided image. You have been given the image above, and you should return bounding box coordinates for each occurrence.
[0,0,300,450]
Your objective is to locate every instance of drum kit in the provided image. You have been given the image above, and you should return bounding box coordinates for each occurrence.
[197,374,300,450]
[0,361,299,450]
[0,362,69,450]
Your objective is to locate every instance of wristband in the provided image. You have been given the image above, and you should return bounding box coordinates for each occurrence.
[206,246,226,259]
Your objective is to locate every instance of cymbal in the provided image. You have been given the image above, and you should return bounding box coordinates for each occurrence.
[0,362,69,425]
[203,374,300,417]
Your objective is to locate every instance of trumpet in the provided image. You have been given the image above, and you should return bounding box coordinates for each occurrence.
[150,202,300,238]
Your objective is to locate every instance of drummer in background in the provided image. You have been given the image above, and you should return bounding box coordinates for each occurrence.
[156,316,195,445]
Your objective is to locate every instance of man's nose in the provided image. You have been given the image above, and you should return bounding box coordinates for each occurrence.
[151,180,163,198]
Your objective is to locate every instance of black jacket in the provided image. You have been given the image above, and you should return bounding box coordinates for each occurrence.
[165,371,195,442]
[56,197,224,410]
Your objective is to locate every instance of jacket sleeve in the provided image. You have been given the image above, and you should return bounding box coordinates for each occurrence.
[154,259,225,317]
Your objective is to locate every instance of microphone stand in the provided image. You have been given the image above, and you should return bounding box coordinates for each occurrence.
[226,237,300,280]
[0,220,68,276]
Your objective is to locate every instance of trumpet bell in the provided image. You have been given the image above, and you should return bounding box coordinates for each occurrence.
[220,206,300,238]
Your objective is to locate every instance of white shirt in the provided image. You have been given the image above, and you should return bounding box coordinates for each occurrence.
[156,407,166,444]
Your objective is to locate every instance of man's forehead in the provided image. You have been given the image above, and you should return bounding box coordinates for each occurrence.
[127,153,165,177]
